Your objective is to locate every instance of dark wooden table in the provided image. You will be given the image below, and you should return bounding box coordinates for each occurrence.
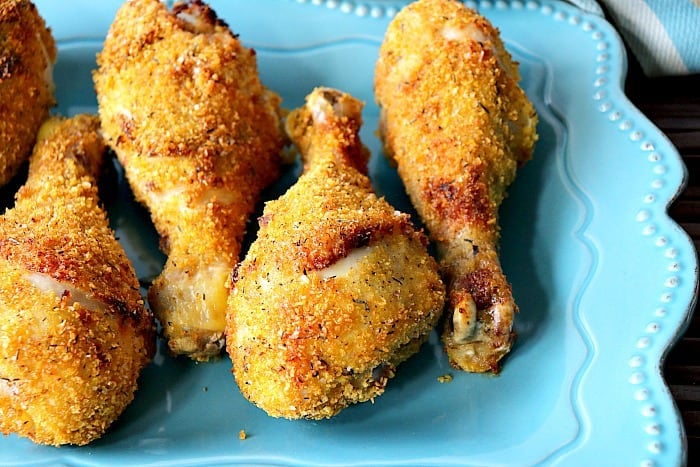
[624,56,700,464]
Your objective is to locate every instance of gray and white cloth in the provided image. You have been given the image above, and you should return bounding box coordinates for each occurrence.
[567,0,700,76]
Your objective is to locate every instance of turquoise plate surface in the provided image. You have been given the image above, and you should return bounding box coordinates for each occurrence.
[1,1,697,465]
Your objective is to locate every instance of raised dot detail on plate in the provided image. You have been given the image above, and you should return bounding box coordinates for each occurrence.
[511,1,525,9]
[496,0,509,9]
[665,247,678,259]
[354,4,368,16]
[370,6,383,18]
[646,322,661,333]
[642,404,657,417]
[636,209,650,222]
[597,41,608,50]
[651,179,664,189]
[527,1,540,10]
[582,21,594,31]
[596,65,609,74]
[629,372,645,384]
[655,307,667,317]
[629,355,644,367]
[619,120,633,130]
[642,224,656,236]
[481,0,494,8]
[653,165,667,175]
[660,292,673,303]
[648,152,661,162]
[340,1,352,13]
[592,31,603,40]
[609,111,622,121]
[647,441,662,454]
[598,102,612,112]
[630,131,643,141]
[668,262,680,272]
[569,15,582,25]
[594,77,607,87]
[646,423,661,435]
[665,276,679,288]
[554,10,566,20]
[635,388,650,401]
[597,53,610,62]
[643,194,655,204]
[541,4,553,14]
[637,337,651,348]
[640,460,655,467]
[593,90,606,100]
[641,141,654,151]
[326,0,338,8]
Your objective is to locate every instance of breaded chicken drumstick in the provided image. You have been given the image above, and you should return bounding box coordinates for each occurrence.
[227,88,445,419]
[0,0,56,187]
[375,0,538,372]
[0,115,155,446]
[94,0,285,361]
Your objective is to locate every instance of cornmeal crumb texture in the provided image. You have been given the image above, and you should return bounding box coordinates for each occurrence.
[0,0,56,187]
[0,116,155,446]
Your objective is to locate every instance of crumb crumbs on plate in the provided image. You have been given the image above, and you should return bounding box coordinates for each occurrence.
[239,429,247,440]
[437,373,453,383]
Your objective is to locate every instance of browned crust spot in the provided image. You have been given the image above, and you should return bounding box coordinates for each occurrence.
[300,216,420,272]
[172,0,230,32]
[422,173,495,231]
[451,267,510,310]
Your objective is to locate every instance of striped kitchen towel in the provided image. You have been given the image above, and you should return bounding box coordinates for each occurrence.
[567,0,700,76]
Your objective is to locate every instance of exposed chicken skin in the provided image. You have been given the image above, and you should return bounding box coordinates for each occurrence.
[94,0,285,361]
[0,0,56,187]
[374,0,538,372]
[0,115,155,446]
[226,88,445,419]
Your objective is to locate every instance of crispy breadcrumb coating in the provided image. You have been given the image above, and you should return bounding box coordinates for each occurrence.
[94,0,284,360]
[375,0,538,372]
[0,0,56,187]
[227,88,445,419]
[0,115,155,446]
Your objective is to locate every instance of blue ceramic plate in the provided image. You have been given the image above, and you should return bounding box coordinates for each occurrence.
[1,1,696,465]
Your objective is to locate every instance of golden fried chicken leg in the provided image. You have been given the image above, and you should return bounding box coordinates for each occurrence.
[0,0,56,187]
[227,88,445,419]
[0,115,155,446]
[374,0,538,372]
[94,0,285,361]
